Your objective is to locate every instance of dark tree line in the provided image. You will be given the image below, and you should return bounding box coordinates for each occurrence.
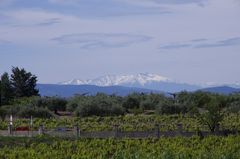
[0,67,39,106]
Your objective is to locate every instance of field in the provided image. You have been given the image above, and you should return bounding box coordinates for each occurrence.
[1,114,240,132]
[1,91,240,158]
[2,114,240,158]
[0,136,240,159]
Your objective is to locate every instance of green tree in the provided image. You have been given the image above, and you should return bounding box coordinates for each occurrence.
[123,96,140,110]
[0,107,7,121]
[11,67,39,97]
[0,80,1,106]
[196,95,227,132]
[0,73,13,105]
[47,97,67,114]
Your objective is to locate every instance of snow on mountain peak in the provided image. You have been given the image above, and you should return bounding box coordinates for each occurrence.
[60,73,171,86]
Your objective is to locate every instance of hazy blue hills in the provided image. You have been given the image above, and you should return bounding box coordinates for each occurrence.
[200,86,240,94]
[126,81,200,93]
[37,73,239,97]
[37,84,161,97]
[37,84,240,97]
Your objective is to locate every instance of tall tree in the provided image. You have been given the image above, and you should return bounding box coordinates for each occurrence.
[11,67,39,97]
[0,73,13,105]
[0,80,1,106]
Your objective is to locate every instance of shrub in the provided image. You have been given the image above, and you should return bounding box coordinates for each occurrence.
[122,96,140,110]
[37,97,67,114]
[156,103,188,115]
[140,100,156,110]
[226,101,240,113]
[17,106,53,118]
[75,102,125,117]
[1,105,20,116]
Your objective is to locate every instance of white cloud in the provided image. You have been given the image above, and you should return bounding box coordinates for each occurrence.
[48,0,207,7]
[0,9,80,44]
[52,33,153,49]
[159,37,240,49]
[115,0,207,7]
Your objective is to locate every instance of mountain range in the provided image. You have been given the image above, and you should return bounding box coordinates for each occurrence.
[37,84,161,97]
[37,73,240,97]
[201,86,240,94]
[60,73,201,93]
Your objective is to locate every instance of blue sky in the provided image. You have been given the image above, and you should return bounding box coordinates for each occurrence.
[0,0,240,85]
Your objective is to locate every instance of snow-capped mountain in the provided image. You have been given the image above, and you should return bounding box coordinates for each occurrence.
[60,73,200,92]
[40,73,240,97]
[60,73,170,86]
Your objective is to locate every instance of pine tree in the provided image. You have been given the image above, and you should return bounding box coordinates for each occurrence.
[0,72,13,105]
[0,80,1,106]
[11,67,39,97]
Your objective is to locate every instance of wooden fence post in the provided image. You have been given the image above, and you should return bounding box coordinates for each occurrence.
[215,124,220,133]
[177,123,183,136]
[38,124,44,135]
[74,125,80,139]
[8,124,13,135]
[114,124,119,138]
[155,124,160,138]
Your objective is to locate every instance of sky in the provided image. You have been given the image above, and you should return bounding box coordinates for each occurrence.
[0,0,240,85]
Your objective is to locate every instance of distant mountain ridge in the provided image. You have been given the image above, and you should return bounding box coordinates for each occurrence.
[37,84,240,97]
[36,73,240,97]
[200,86,240,94]
[60,73,170,86]
[60,73,201,92]
[37,84,161,97]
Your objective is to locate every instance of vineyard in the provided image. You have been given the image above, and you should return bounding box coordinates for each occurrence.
[0,136,240,159]
[1,74,240,158]
[1,114,240,132]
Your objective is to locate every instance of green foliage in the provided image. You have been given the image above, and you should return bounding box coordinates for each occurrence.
[156,103,188,115]
[227,101,240,113]
[122,93,141,110]
[74,94,125,117]
[0,80,1,106]
[0,107,7,121]
[196,95,227,132]
[43,97,67,114]
[17,106,53,118]
[0,72,13,105]
[1,114,240,132]
[10,96,40,106]
[140,99,156,110]
[11,67,39,97]
[1,105,21,116]
[0,136,240,159]
[0,105,53,119]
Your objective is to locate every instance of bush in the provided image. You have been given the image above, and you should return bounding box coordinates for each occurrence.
[66,95,88,112]
[140,100,156,110]
[17,106,53,118]
[1,105,20,116]
[75,102,100,117]
[226,103,240,113]
[156,103,188,115]
[122,96,140,110]
[75,102,125,117]
[37,97,67,114]
[66,103,78,112]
